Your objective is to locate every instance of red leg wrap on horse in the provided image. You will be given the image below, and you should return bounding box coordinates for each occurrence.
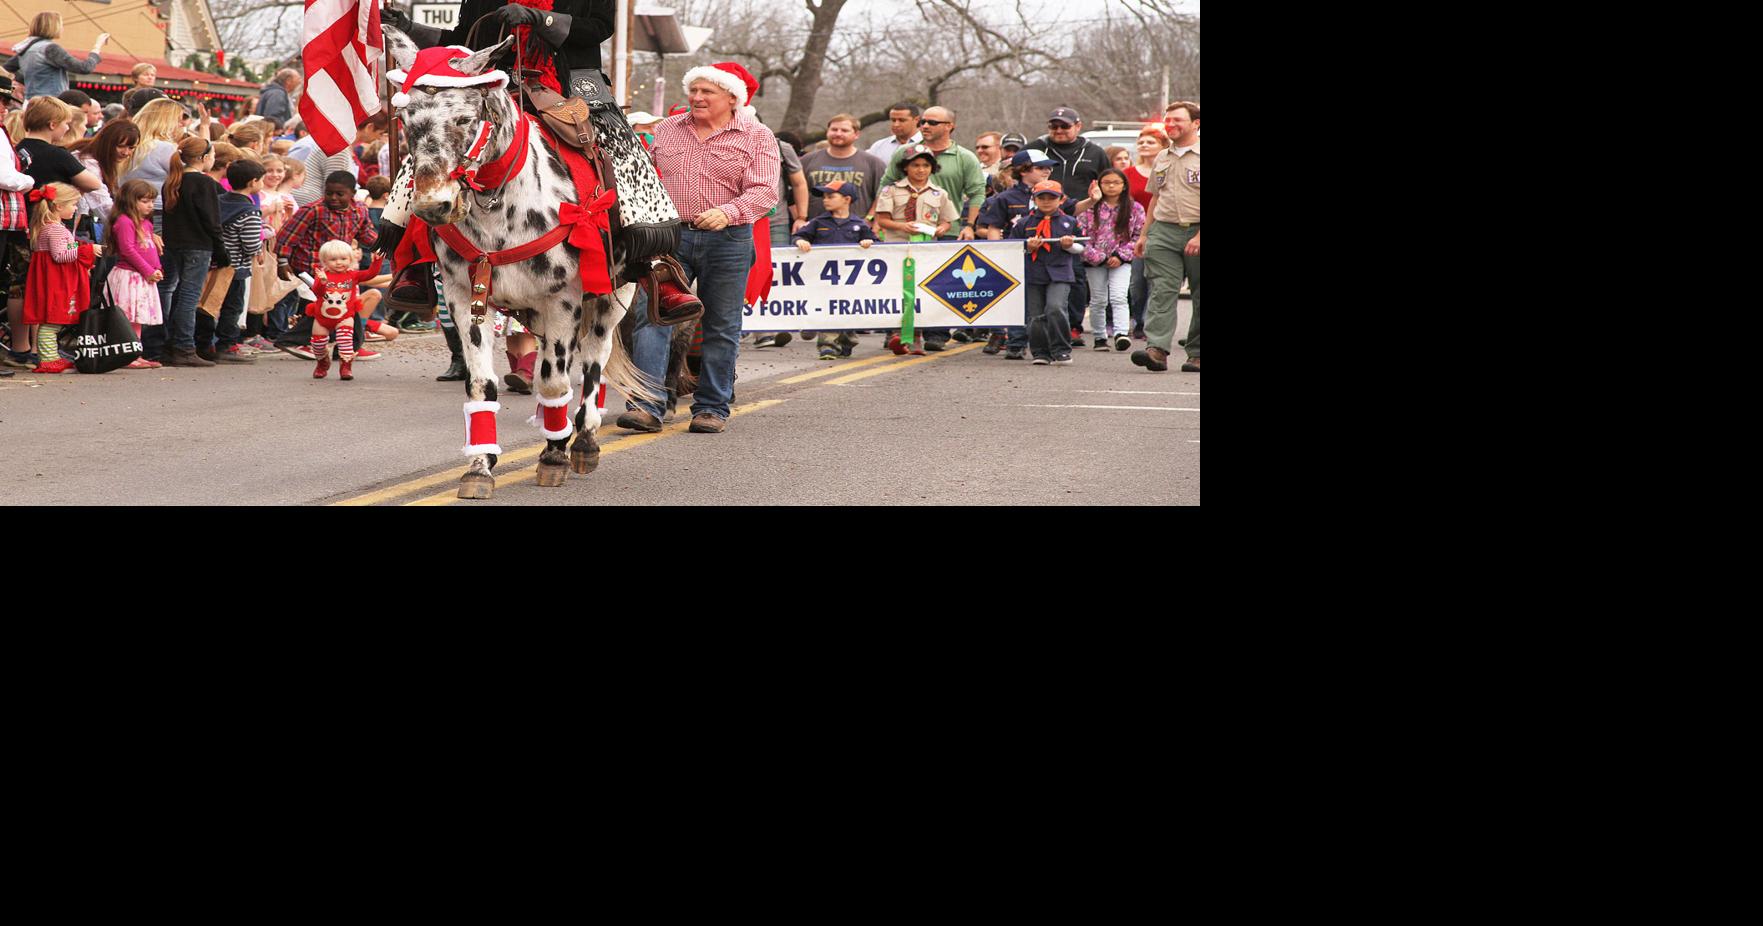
[463,402,502,455]
[597,382,606,410]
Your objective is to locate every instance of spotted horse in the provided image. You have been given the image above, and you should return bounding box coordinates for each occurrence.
[383,25,694,499]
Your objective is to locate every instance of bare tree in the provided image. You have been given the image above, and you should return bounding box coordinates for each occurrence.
[207,0,305,69]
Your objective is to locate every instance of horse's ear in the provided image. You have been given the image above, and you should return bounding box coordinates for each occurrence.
[382,23,418,74]
[451,36,515,77]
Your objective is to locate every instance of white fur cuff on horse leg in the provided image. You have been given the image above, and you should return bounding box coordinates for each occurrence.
[463,401,504,456]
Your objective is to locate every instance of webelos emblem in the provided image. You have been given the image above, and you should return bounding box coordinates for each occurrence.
[920,246,1020,323]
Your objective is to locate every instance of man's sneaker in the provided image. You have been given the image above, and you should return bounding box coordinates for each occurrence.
[753,334,779,348]
[245,336,277,352]
[1069,335,1086,348]
[1113,334,1132,351]
[401,319,436,332]
[1031,356,1050,365]
[1093,338,1109,351]
[951,330,972,343]
[1052,355,1074,365]
[818,346,839,360]
[3,348,40,369]
[839,343,854,357]
[923,340,946,352]
[279,343,317,361]
[1131,327,1147,341]
[1003,348,1024,360]
[216,344,255,363]
[1070,327,1083,341]
[1181,357,1201,372]
[983,332,1005,354]
[354,349,380,361]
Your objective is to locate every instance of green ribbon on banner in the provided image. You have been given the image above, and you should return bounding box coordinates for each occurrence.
[901,233,933,344]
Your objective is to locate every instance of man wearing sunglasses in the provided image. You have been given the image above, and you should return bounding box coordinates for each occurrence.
[1032,106,1109,345]
[876,105,987,350]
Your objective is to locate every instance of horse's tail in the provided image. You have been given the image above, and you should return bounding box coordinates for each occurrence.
[603,315,662,407]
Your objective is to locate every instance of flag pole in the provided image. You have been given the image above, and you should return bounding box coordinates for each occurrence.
[384,1,399,190]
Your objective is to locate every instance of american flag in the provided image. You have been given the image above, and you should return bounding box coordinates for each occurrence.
[298,0,384,156]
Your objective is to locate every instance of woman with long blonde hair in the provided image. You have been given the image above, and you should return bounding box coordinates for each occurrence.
[120,97,188,217]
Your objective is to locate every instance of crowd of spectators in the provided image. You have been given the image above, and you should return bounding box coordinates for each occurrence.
[1,32,408,380]
[0,25,1198,394]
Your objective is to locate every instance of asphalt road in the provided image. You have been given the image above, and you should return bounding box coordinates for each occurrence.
[1,306,1199,506]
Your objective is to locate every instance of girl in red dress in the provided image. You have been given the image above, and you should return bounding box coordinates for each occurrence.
[23,183,98,374]
[307,239,381,381]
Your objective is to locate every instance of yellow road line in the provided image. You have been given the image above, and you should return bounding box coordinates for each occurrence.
[403,399,786,506]
[776,350,900,384]
[825,341,982,385]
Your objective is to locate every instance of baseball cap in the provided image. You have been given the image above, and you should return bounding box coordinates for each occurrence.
[1010,148,1057,168]
[1031,180,1065,197]
[813,180,854,196]
[1000,132,1029,150]
[1047,107,1080,126]
[899,143,942,172]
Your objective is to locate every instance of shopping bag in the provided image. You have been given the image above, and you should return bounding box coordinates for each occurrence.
[60,285,142,374]
[247,248,298,314]
[197,265,235,319]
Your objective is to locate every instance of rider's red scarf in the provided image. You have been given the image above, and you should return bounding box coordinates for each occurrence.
[510,0,562,94]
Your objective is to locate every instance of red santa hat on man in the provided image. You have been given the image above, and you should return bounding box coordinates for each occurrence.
[680,61,760,119]
[388,45,509,109]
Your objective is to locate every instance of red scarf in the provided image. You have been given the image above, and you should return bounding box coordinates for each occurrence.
[510,0,561,94]
[1031,215,1052,261]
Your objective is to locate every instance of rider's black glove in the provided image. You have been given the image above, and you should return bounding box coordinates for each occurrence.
[496,5,543,29]
[381,7,411,30]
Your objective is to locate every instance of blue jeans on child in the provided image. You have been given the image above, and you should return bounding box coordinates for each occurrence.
[152,249,212,353]
[194,276,248,351]
[628,225,754,421]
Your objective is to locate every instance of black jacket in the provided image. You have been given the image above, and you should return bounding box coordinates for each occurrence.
[403,0,615,76]
[1031,135,1109,199]
[162,172,222,253]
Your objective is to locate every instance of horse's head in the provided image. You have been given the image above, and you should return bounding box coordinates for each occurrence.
[383,25,516,226]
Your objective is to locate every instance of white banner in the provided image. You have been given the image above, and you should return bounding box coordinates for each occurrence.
[744,240,1027,331]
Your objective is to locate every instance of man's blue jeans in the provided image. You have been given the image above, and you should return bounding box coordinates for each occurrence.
[629,225,754,420]
[152,249,211,353]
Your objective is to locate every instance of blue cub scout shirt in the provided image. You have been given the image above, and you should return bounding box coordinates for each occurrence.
[1007,211,1082,285]
[797,214,878,246]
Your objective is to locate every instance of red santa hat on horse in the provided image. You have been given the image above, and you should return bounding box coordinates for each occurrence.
[387,45,510,110]
[679,62,760,119]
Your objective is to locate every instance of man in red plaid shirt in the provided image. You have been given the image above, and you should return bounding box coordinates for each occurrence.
[619,62,779,435]
[273,170,379,360]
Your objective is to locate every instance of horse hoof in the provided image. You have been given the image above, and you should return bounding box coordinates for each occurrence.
[535,462,570,487]
[570,443,600,474]
[458,473,495,499]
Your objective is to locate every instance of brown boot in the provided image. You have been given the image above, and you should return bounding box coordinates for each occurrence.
[313,352,330,378]
[1130,346,1169,372]
[339,357,354,380]
[616,408,662,432]
[165,346,216,368]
